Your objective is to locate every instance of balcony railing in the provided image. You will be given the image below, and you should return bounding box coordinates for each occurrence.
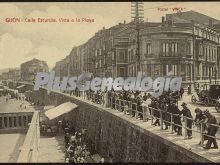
[70,91,220,150]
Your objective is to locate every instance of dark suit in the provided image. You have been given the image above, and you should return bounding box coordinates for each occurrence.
[181,107,193,137]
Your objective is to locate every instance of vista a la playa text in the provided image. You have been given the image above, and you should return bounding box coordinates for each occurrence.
[5,17,95,23]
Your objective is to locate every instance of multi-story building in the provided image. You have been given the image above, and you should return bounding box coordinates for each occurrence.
[1,72,9,80]
[0,68,20,81]
[20,58,49,82]
[7,69,20,81]
[54,10,220,85]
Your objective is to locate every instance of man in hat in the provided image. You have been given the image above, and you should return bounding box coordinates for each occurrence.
[203,109,218,149]
[152,100,160,126]
[172,100,182,135]
[181,102,193,139]
[194,108,207,145]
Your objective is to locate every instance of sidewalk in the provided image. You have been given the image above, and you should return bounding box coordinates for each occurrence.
[37,135,65,163]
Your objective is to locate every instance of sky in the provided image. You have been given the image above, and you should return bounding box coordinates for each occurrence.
[0,2,220,70]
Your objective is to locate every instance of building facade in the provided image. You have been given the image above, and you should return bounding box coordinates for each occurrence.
[20,58,49,82]
[53,11,220,85]
[0,68,20,81]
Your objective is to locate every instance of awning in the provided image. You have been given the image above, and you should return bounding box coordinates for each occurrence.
[45,102,78,120]
[17,85,25,89]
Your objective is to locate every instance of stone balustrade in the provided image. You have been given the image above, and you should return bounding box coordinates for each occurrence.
[17,111,40,163]
[0,112,33,133]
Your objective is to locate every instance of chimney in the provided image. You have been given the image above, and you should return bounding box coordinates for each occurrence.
[162,16,165,27]
[124,20,126,24]
[209,19,213,27]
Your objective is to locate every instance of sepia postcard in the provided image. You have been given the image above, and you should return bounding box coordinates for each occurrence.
[0,1,220,163]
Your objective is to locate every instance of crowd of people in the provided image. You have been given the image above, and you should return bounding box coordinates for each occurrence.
[64,127,106,163]
[71,87,219,150]
[64,129,90,163]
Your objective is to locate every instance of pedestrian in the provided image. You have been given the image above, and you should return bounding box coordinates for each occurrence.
[143,93,148,101]
[187,85,191,95]
[153,100,160,126]
[64,132,70,148]
[172,100,182,135]
[180,87,184,99]
[203,109,218,149]
[160,98,169,130]
[181,102,193,139]
[194,108,207,145]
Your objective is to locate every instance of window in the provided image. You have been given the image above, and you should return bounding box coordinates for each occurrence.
[199,29,202,36]
[146,43,152,55]
[146,64,151,76]
[118,52,125,62]
[112,52,115,60]
[162,43,178,56]
[131,49,134,61]
[128,51,130,63]
[119,67,125,77]
[99,59,101,67]
[165,64,177,76]
[199,44,203,55]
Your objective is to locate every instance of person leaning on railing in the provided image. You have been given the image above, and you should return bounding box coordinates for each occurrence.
[203,109,218,149]
[152,99,160,126]
[172,100,182,135]
[137,95,143,119]
[160,98,169,130]
[194,108,207,145]
[181,102,193,139]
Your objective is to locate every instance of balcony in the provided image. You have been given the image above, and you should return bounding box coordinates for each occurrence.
[141,26,193,36]
[144,53,153,58]
[159,52,180,59]
[197,54,205,60]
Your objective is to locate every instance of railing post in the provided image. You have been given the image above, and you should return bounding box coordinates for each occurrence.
[135,103,138,119]
[146,106,150,121]
[130,103,134,117]
[200,122,204,146]
[1,116,5,129]
[170,113,174,134]
[160,110,163,130]
[151,108,154,125]
[7,116,9,128]
[124,101,128,115]
[184,116,188,140]
[11,115,14,128]
[104,93,108,108]
[143,106,146,122]
[118,99,122,112]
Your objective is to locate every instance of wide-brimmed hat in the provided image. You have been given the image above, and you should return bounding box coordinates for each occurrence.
[181,102,187,106]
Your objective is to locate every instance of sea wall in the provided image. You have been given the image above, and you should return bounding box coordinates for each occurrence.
[27,86,211,163]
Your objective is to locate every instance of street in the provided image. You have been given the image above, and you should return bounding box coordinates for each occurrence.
[177,93,220,122]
